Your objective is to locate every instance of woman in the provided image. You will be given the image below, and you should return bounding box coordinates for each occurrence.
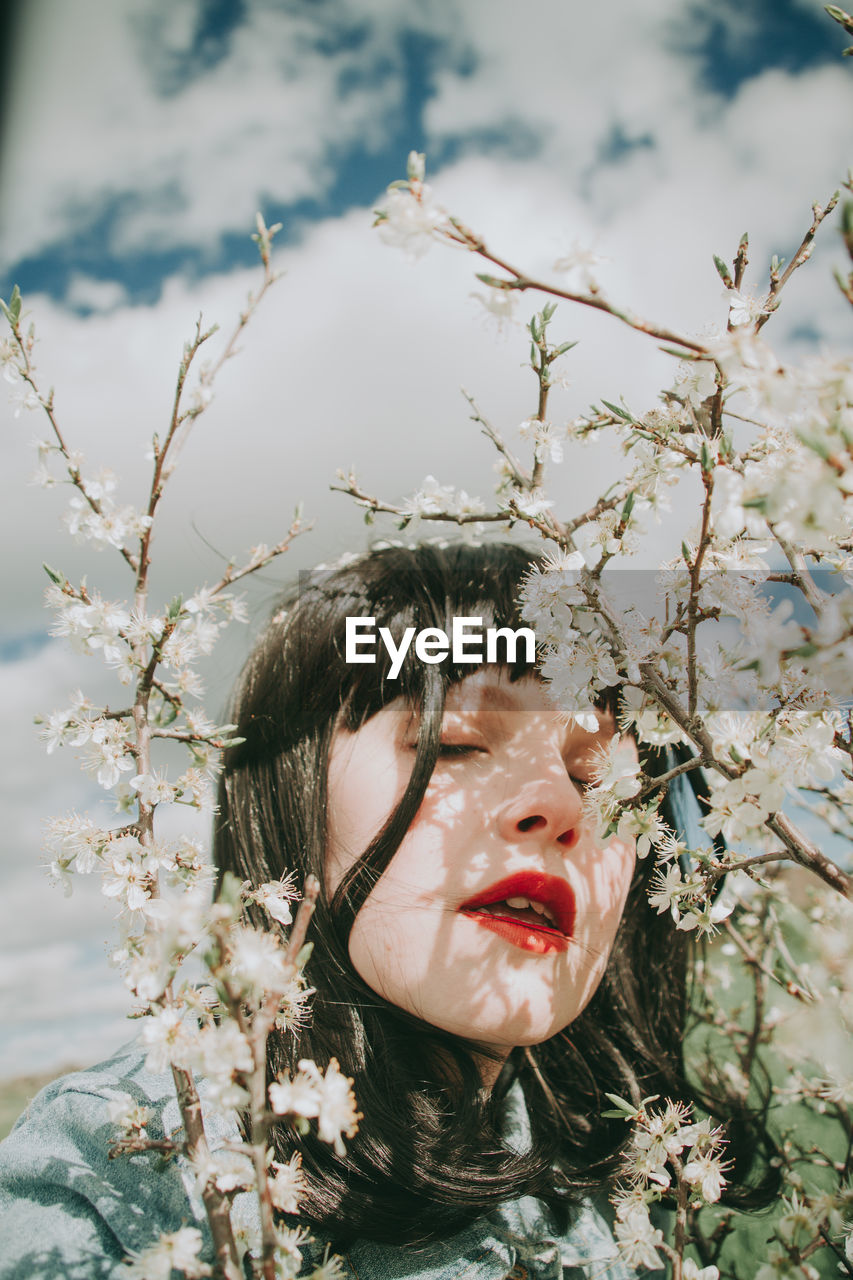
[0,541,769,1279]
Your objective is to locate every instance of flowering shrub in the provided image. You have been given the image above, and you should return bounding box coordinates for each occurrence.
[2,217,358,1280]
[350,121,853,1277]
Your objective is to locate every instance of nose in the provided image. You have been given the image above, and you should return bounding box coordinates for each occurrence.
[495,762,583,849]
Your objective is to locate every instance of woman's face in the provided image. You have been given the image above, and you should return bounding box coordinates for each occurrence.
[325,669,637,1055]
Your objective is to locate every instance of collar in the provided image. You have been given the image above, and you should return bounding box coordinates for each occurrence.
[338,1195,624,1280]
[311,1082,626,1280]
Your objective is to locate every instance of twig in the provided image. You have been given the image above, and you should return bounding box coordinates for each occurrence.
[171,1063,243,1280]
[445,220,709,354]
[758,192,840,328]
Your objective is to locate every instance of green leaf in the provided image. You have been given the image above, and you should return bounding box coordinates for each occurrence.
[621,490,635,520]
[700,440,714,472]
[167,595,184,620]
[601,399,634,423]
[786,642,819,659]
[295,941,314,968]
[7,285,21,326]
[217,871,243,908]
[42,563,65,585]
[682,541,692,564]
[156,701,178,727]
[601,1092,640,1119]
[659,344,698,359]
[713,254,733,286]
[825,3,853,36]
[554,340,578,356]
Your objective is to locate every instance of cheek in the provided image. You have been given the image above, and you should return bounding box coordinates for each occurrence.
[608,837,638,914]
[325,740,410,894]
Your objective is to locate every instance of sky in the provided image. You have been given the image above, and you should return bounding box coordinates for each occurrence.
[0,0,851,1080]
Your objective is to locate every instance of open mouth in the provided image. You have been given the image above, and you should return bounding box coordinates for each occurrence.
[459,871,575,955]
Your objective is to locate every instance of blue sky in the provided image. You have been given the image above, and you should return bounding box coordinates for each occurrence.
[2,0,850,307]
[0,0,851,1078]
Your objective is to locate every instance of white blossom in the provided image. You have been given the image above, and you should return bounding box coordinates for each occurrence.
[252,875,300,926]
[267,1153,306,1214]
[648,860,686,918]
[613,1205,665,1270]
[123,1226,210,1279]
[403,475,486,520]
[101,838,152,913]
[269,1058,360,1157]
[675,358,718,408]
[589,734,642,800]
[728,289,768,327]
[682,1262,720,1280]
[471,284,519,327]
[106,1092,151,1138]
[130,771,178,808]
[682,1150,727,1202]
[140,1004,197,1073]
[227,926,292,1001]
[376,181,448,258]
[552,241,606,291]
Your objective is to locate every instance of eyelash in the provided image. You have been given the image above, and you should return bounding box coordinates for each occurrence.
[436,741,487,758]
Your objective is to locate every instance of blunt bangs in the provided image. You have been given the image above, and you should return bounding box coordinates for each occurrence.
[303,541,543,730]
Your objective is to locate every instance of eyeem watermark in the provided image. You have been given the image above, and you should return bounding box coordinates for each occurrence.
[345,616,536,679]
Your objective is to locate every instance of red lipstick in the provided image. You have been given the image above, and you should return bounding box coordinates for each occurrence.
[459,871,575,955]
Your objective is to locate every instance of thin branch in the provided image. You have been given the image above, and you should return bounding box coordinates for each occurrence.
[463,389,530,490]
[208,518,310,596]
[8,322,139,573]
[171,1063,243,1280]
[330,477,508,526]
[758,191,840,328]
[446,220,709,354]
[686,470,715,720]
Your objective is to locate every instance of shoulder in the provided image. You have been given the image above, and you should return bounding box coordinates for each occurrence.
[0,1039,239,1279]
[315,1195,640,1280]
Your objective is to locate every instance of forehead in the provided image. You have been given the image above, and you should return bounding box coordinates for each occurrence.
[444,668,552,713]
[442,669,616,736]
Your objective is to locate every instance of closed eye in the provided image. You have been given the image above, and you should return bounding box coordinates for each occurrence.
[437,742,488,758]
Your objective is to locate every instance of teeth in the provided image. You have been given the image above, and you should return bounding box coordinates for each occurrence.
[502,896,557,927]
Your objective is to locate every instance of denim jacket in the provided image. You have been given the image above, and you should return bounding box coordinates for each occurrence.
[0,1040,638,1279]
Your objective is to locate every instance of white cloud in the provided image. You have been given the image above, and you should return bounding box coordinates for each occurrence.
[0,0,434,265]
[64,274,129,313]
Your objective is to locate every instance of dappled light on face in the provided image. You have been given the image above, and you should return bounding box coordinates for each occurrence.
[324,670,636,1056]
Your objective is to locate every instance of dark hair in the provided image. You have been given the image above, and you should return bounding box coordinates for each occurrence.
[215,541,774,1247]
